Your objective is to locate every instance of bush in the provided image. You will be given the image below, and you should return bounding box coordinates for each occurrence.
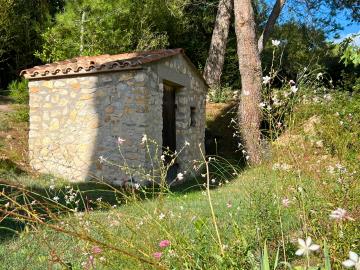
[8,79,29,104]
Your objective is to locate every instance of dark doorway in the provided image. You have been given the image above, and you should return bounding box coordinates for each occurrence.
[162,83,176,158]
[162,83,178,182]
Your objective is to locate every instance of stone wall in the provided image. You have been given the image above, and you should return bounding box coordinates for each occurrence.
[145,55,207,179]
[28,54,206,184]
[28,71,148,184]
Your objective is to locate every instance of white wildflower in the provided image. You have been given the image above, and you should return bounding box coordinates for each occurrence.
[316,73,323,80]
[49,185,55,190]
[159,213,165,220]
[184,140,190,146]
[160,155,165,161]
[259,102,266,108]
[295,237,320,256]
[134,183,141,190]
[53,196,60,202]
[291,85,298,93]
[343,251,360,269]
[262,76,271,84]
[272,39,281,47]
[177,173,184,181]
[99,156,106,164]
[141,134,147,144]
[117,137,126,144]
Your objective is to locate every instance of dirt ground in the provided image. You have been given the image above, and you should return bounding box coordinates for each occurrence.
[0,97,29,173]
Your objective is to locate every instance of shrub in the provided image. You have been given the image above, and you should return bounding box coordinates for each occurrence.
[8,79,29,104]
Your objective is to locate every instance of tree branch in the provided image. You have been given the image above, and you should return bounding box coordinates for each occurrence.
[258,0,286,53]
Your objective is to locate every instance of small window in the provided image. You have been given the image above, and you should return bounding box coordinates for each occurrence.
[190,107,196,127]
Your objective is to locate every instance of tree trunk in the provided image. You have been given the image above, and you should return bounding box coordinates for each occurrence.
[258,0,286,53]
[234,0,263,165]
[203,0,233,88]
[80,10,86,55]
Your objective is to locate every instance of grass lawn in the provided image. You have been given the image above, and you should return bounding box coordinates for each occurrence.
[0,157,358,269]
[0,92,359,269]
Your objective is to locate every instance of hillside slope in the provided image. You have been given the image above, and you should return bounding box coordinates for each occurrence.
[0,94,359,269]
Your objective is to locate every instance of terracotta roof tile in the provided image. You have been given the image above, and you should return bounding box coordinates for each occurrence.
[21,48,184,79]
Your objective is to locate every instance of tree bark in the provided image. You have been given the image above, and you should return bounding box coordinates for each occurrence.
[258,0,286,53]
[203,0,233,88]
[80,10,86,55]
[234,0,263,165]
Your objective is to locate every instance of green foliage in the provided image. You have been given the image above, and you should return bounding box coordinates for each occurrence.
[36,0,187,62]
[262,22,328,80]
[8,79,28,104]
[10,106,29,123]
[341,45,360,67]
[0,0,53,91]
[207,85,235,103]
[323,241,332,270]
[261,242,280,270]
[1,154,358,269]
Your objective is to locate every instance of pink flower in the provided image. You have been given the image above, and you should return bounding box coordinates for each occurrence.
[282,198,291,207]
[83,255,95,270]
[153,252,162,260]
[92,246,102,254]
[159,240,171,248]
[117,137,126,144]
[329,208,354,221]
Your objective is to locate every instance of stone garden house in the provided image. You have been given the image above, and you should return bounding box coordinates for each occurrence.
[21,49,207,185]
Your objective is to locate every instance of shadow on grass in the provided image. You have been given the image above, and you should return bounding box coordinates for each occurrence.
[0,156,243,243]
[205,102,245,162]
[0,101,246,243]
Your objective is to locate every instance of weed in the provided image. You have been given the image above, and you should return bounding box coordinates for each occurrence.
[8,79,29,104]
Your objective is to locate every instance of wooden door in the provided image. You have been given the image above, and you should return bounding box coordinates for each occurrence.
[162,84,176,163]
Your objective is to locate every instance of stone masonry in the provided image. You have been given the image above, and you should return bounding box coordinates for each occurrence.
[23,49,207,185]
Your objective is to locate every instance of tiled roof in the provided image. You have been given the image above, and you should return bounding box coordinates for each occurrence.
[21,48,185,79]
